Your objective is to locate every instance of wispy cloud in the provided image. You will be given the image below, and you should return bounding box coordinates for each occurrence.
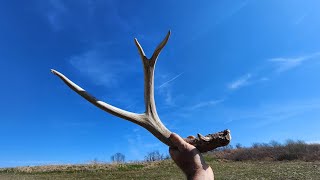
[260,77,269,81]
[69,50,118,87]
[69,43,138,88]
[158,72,184,89]
[223,0,249,20]
[42,1,132,32]
[189,0,249,43]
[188,99,224,110]
[226,52,320,91]
[224,99,320,128]
[228,73,251,90]
[294,14,308,25]
[225,52,320,91]
[124,129,163,161]
[269,52,320,73]
[157,73,184,106]
[162,88,174,106]
[104,1,132,32]
[46,0,67,31]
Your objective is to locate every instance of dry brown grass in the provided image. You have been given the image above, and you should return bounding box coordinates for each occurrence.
[211,141,320,162]
[1,158,319,180]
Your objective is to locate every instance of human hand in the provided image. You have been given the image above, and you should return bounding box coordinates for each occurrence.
[169,133,214,180]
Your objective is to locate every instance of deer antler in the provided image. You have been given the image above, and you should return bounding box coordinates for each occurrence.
[51,31,231,152]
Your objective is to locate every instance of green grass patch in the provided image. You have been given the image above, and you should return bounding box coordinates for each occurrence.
[0,160,319,179]
[116,164,145,171]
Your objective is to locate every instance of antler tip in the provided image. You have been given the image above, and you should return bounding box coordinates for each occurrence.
[133,37,140,46]
[51,69,57,74]
[197,133,210,142]
[134,37,146,58]
[225,129,232,140]
[165,30,171,39]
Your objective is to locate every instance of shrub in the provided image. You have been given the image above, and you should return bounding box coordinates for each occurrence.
[144,151,165,162]
[210,140,320,162]
[111,153,125,163]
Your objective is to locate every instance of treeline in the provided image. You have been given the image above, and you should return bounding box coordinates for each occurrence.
[96,140,319,164]
[108,150,169,163]
[209,140,320,162]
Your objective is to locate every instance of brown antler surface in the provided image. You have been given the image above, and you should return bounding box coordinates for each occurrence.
[51,31,231,152]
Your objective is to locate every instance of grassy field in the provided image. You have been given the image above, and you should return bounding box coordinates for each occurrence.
[1,158,319,180]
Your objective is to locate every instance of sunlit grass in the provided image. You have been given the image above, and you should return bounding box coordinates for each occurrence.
[1,158,319,180]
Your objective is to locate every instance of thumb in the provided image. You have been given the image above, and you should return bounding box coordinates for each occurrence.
[169,133,191,151]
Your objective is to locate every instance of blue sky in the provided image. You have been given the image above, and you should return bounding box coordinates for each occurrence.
[1,0,320,167]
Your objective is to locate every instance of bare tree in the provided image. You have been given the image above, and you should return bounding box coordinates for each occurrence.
[236,143,242,149]
[111,153,125,163]
[144,151,165,162]
[51,31,231,152]
[269,140,281,147]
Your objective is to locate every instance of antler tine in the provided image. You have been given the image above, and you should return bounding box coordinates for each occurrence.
[133,32,173,144]
[134,32,169,117]
[50,67,173,146]
[134,38,147,63]
[150,30,171,65]
[50,69,144,123]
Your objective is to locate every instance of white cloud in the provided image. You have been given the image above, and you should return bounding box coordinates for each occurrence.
[46,0,67,31]
[69,43,138,88]
[157,85,175,107]
[70,51,118,87]
[157,73,184,106]
[269,57,305,72]
[189,99,224,110]
[104,1,132,32]
[269,52,320,73]
[224,52,320,91]
[224,99,320,128]
[228,73,251,90]
[43,1,132,32]
[260,77,269,81]
[226,52,320,91]
[189,0,249,43]
[294,14,308,25]
[158,72,184,89]
[124,129,163,161]
[163,88,173,106]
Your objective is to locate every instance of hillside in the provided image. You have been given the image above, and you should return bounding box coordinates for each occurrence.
[1,157,319,180]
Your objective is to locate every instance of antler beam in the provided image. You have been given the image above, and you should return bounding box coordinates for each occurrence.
[51,31,231,152]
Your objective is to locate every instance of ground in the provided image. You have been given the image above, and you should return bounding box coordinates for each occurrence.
[1,158,319,180]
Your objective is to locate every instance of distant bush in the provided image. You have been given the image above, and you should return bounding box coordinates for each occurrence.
[144,151,165,162]
[210,140,320,162]
[235,143,243,149]
[111,153,125,163]
[214,144,234,152]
